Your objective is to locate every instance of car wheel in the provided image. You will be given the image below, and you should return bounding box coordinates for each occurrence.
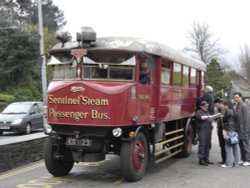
[25,123,32,135]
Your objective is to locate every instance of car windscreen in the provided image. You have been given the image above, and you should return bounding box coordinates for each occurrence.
[2,104,31,114]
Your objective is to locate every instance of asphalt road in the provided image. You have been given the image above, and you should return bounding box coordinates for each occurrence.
[0,128,249,188]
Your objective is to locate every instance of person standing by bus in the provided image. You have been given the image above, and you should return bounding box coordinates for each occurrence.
[233,92,250,166]
[214,99,226,164]
[201,86,215,115]
[221,101,239,167]
[194,101,213,166]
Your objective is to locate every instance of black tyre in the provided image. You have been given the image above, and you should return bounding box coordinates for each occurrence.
[44,137,74,177]
[25,123,32,135]
[180,121,193,157]
[120,132,148,182]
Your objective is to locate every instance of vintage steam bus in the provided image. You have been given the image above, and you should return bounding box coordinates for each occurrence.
[44,27,206,182]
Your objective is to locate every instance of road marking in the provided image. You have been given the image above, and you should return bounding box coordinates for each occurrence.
[75,162,102,166]
[17,176,63,188]
[0,162,45,180]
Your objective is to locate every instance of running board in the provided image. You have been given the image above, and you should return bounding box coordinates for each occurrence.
[153,128,184,163]
[165,128,184,136]
[154,142,183,157]
[155,149,182,164]
[155,135,184,147]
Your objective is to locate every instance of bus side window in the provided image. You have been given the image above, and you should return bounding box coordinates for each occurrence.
[140,62,150,84]
[173,63,181,86]
[183,66,189,87]
[190,68,196,87]
[139,54,155,85]
[161,60,171,85]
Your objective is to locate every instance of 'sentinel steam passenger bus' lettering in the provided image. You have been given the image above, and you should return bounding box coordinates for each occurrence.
[44,27,206,182]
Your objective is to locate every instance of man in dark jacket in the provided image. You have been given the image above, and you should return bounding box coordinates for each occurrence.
[234,92,250,166]
[201,86,215,115]
[194,101,214,165]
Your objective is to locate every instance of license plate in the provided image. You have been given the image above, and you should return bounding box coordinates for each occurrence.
[0,126,10,130]
[66,138,92,147]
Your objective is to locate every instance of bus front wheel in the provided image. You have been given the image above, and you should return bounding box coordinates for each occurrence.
[44,137,74,177]
[120,132,148,182]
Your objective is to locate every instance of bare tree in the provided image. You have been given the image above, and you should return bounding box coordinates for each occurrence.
[184,21,226,64]
[239,43,250,80]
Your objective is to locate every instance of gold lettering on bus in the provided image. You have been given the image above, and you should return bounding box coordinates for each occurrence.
[48,108,110,121]
[48,94,109,106]
[91,110,110,120]
[49,108,89,121]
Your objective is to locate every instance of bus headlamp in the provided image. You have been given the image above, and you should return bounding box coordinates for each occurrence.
[44,123,52,134]
[112,128,122,137]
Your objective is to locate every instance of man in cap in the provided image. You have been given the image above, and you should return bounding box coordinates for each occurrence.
[194,101,214,165]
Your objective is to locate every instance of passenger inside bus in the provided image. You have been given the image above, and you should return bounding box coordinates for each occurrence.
[139,61,150,84]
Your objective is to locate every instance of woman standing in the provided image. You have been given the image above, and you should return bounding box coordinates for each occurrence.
[221,101,240,167]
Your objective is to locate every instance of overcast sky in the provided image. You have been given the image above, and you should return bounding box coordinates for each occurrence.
[53,0,250,68]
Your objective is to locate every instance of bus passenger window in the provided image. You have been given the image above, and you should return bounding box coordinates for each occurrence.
[140,62,150,84]
[190,68,196,87]
[173,63,181,86]
[183,66,189,87]
[161,60,171,85]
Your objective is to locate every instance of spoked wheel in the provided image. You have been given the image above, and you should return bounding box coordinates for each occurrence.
[44,137,74,177]
[120,131,148,182]
[180,121,193,157]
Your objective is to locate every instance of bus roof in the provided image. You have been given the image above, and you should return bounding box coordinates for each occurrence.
[50,37,206,71]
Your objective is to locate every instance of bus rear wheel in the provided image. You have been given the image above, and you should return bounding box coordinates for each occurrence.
[44,137,74,177]
[120,132,148,182]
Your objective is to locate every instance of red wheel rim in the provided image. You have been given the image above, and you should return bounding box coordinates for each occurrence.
[132,139,146,173]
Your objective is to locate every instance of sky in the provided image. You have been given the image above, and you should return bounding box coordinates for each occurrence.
[52,0,250,69]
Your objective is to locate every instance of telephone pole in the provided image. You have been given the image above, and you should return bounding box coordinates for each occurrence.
[38,0,47,105]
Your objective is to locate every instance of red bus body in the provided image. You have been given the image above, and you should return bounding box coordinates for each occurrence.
[44,30,206,182]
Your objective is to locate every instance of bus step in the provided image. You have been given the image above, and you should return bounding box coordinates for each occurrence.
[154,149,182,164]
[155,135,184,147]
[154,142,183,157]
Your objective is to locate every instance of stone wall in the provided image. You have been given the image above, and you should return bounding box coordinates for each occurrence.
[0,134,47,173]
